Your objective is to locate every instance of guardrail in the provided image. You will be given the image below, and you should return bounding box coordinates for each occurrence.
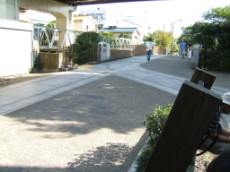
[33,26,81,52]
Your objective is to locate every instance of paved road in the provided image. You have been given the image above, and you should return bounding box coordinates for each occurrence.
[0,55,229,172]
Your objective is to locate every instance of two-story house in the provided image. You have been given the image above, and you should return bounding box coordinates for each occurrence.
[73,15,98,32]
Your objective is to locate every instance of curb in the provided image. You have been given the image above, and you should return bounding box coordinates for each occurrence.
[128,138,150,172]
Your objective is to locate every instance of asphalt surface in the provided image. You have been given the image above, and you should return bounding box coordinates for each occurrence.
[0,55,229,172]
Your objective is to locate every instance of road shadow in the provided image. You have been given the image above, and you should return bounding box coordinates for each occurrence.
[2,75,175,171]
[6,75,175,138]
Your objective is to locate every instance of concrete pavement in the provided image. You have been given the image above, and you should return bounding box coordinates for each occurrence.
[0,55,229,171]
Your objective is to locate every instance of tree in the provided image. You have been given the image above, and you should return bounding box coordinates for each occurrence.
[179,5,230,71]
[179,22,217,49]
[202,5,230,24]
[180,5,230,50]
[144,30,173,49]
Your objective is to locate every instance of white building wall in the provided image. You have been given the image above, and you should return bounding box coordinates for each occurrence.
[82,18,96,31]
[0,19,33,76]
[0,0,18,20]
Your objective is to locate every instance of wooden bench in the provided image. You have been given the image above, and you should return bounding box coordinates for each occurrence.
[144,69,221,172]
[190,68,216,89]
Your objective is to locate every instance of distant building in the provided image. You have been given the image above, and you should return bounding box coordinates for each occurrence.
[78,8,106,30]
[77,8,142,31]
[73,15,98,32]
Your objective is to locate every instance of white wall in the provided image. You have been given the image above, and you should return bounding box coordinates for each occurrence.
[0,0,18,20]
[82,18,97,31]
[0,19,33,76]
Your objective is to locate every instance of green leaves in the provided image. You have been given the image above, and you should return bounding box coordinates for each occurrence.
[179,5,230,50]
[144,104,173,144]
[144,31,173,49]
[203,6,230,24]
[75,32,100,51]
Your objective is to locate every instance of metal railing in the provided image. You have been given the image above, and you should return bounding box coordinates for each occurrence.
[33,26,141,52]
[100,37,142,50]
[32,26,142,66]
[33,26,81,52]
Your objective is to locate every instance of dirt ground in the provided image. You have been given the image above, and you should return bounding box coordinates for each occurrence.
[195,152,217,171]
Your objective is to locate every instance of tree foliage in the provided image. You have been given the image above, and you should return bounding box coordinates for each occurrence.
[99,31,115,43]
[179,5,230,71]
[74,32,101,51]
[144,30,173,49]
[47,21,55,28]
[202,5,230,24]
[179,5,230,49]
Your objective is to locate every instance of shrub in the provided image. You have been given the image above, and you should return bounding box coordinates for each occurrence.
[136,104,173,172]
[144,104,173,145]
[200,49,230,72]
[72,32,101,64]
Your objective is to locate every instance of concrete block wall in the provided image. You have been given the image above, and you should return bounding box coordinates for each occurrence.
[110,49,133,60]
[39,52,63,72]
[110,45,167,61]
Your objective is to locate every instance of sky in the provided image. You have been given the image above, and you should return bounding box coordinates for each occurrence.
[24,0,229,37]
[75,0,229,37]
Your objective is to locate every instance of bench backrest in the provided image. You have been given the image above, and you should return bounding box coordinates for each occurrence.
[144,81,221,172]
[190,68,216,89]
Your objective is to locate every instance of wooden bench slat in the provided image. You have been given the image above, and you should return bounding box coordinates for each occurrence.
[190,68,216,89]
[144,81,221,172]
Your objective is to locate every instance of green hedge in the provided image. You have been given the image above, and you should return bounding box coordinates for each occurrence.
[200,49,230,72]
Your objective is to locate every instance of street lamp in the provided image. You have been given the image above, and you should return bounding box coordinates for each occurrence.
[170,19,182,37]
[170,19,182,54]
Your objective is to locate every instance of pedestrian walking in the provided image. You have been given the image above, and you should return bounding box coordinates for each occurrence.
[145,38,154,61]
[188,43,193,59]
[179,41,187,59]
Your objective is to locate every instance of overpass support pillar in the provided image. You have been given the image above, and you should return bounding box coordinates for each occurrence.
[55,9,74,30]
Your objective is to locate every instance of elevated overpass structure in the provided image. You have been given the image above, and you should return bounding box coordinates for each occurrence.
[1,0,75,30]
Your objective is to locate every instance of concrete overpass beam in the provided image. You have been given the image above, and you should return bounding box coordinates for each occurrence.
[18,0,74,29]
